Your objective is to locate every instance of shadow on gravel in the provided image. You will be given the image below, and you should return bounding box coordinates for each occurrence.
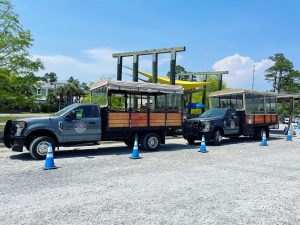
[270,129,285,135]
[9,142,195,161]
[191,136,283,147]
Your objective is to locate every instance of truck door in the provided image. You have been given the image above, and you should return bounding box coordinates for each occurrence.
[224,109,240,135]
[61,105,101,142]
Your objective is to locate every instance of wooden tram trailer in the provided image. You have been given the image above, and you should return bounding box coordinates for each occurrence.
[90,80,183,150]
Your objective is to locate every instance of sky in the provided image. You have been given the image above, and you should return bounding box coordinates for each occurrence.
[11,0,300,91]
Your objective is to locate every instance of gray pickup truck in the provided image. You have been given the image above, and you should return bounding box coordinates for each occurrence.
[3,104,102,159]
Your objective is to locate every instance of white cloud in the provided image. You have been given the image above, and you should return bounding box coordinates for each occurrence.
[34,47,176,83]
[212,54,274,91]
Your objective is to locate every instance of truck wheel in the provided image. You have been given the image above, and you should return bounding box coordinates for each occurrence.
[124,140,134,148]
[29,136,55,160]
[254,127,268,140]
[141,133,161,151]
[213,129,222,145]
[187,137,195,145]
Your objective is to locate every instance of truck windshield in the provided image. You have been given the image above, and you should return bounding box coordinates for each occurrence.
[199,109,227,118]
[52,104,77,116]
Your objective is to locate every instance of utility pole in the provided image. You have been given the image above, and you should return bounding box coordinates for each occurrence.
[252,65,255,90]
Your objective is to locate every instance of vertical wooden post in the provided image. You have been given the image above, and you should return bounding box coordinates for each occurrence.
[152,53,158,83]
[170,51,176,85]
[117,56,123,81]
[133,55,139,82]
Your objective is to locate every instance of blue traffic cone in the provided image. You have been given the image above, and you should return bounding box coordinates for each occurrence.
[286,127,293,141]
[44,143,57,170]
[130,134,141,159]
[199,135,207,153]
[260,131,268,146]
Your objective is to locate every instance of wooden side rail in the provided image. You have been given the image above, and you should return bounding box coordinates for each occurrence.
[108,112,182,128]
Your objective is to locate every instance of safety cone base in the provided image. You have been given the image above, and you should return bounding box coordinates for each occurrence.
[260,143,268,146]
[129,156,142,159]
[43,166,57,170]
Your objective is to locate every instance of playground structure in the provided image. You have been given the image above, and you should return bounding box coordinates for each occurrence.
[112,47,228,112]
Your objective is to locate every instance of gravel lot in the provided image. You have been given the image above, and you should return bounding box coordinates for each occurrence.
[0,133,299,225]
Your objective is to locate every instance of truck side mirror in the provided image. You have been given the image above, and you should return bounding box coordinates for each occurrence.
[65,111,74,121]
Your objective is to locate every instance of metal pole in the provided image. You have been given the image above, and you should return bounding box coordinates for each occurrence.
[152,53,158,83]
[117,56,123,81]
[170,51,176,85]
[252,65,255,90]
[133,55,139,82]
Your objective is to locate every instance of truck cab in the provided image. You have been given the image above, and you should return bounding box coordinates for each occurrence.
[183,89,278,145]
[3,103,101,159]
[183,108,240,145]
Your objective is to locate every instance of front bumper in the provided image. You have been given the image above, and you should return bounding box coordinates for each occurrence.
[183,122,212,141]
[3,120,25,152]
[11,137,25,152]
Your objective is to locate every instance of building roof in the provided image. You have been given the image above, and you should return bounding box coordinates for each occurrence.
[209,88,278,97]
[91,79,183,94]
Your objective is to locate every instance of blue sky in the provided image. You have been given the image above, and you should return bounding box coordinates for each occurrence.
[12,0,300,91]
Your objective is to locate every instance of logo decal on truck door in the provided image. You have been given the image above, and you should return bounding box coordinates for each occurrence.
[74,121,87,133]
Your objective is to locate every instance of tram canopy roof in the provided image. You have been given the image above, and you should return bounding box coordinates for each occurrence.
[209,88,278,97]
[91,79,184,94]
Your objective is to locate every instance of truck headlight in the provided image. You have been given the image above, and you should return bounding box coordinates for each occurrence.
[15,121,26,136]
[202,122,210,132]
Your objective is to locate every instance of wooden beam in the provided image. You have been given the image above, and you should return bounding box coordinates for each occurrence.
[112,46,186,58]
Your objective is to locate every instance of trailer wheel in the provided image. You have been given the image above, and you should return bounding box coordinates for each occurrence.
[186,137,195,145]
[141,133,161,151]
[213,129,222,145]
[29,136,55,160]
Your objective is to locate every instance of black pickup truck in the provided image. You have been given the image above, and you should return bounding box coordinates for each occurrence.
[183,108,270,145]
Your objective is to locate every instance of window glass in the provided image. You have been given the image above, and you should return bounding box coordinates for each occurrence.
[130,94,148,112]
[110,93,126,111]
[167,93,181,111]
[210,97,219,109]
[72,106,100,119]
[91,87,108,106]
[245,94,254,114]
[253,95,265,114]
[236,94,243,109]
[157,95,166,111]
[83,105,100,118]
[229,95,237,108]
[269,96,276,113]
[73,107,84,120]
[149,95,156,111]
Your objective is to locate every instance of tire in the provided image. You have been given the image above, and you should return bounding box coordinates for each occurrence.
[141,133,161,151]
[187,137,195,145]
[254,127,268,140]
[29,136,55,160]
[212,129,223,145]
[124,140,134,148]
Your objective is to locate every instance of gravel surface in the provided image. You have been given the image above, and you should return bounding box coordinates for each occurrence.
[0,134,299,225]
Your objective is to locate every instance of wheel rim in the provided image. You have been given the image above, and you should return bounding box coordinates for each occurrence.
[36,141,50,155]
[148,137,158,149]
[217,131,222,142]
